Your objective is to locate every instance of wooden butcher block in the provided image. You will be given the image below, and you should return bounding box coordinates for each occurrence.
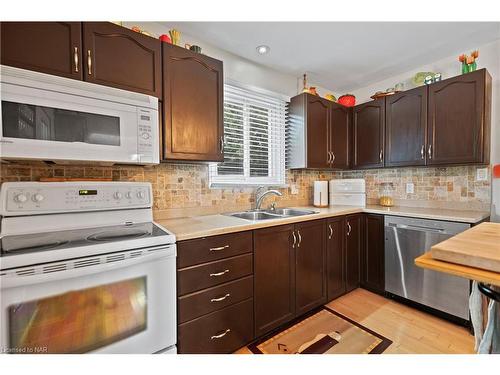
[430,222,500,273]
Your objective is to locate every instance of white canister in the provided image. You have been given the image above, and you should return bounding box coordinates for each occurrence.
[313,181,329,207]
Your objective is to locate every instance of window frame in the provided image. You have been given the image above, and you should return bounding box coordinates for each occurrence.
[209,81,289,188]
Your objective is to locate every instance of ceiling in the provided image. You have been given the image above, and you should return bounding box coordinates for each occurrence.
[160,22,500,92]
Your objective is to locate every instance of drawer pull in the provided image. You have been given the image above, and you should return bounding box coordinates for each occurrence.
[210,329,231,340]
[210,269,229,277]
[209,245,230,252]
[210,293,231,303]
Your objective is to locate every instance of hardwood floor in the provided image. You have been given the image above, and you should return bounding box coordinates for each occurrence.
[236,288,474,354]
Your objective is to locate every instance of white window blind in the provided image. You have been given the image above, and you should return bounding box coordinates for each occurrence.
[209,83,288,187]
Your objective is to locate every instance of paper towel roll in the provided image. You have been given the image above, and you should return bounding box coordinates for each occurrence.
[313,181,328,207]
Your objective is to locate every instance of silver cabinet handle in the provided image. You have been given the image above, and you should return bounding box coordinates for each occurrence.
[327,151,331,164]
[297,230,302,248]
[420,144,425,160]
[87,49,92,75]
[428,144,432,160]
[211,329,231,340]
[209,269,229,277]
[220,136,224,154]
[74,47,79,73]
[209,245,229,252]
[379,149,383,163]
[331,153,335,163]
[211,293,230,303]
[328,224,333,240]
[292,231,297,248]
[347,222,352,236]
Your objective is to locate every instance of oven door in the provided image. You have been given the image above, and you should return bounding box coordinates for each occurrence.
[0,245,176,354]
[0,80,157,164]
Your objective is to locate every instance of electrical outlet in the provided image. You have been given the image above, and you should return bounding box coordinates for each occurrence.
[406,183,415,194]
[290,184,299,195]
[476,167,488,181]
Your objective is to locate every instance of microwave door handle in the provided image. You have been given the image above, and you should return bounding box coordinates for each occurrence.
[1,246,174,289]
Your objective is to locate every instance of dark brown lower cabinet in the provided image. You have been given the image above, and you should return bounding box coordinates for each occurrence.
[361,214,385,294]
[254,224,296,338]
[295,220,327,315]
[345,214,363,292]
[326,217,345,300]
[178,298,254,354]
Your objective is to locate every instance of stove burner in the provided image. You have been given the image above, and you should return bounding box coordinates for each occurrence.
[86,228,149,242]
[3,241,70,253]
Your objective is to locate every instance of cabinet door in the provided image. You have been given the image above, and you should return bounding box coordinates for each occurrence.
[83,22,162,97]
[295,220,327,315]
[306,95,330,168]
[162,43,224,162]
[345,214,362,292]
[326,217,345,301]
[385,87,427,167]
[352,98,385,169]
[1,22,82,80]
[427,69,489,165]
[254,224,295,337]
[361,214,385,294]
[330,103,351,169]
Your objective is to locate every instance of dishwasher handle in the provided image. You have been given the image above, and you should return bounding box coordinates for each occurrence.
[387,222,446,234]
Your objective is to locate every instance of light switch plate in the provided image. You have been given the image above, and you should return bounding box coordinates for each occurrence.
[406,183,415,194]
[290,184,299,195]
[476,167,489,181]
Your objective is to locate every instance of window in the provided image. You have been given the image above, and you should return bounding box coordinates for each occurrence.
[209,82,288,187]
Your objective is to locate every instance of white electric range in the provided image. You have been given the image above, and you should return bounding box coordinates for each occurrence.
[0,181,176,354]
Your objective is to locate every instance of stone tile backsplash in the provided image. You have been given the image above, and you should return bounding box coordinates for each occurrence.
[0,162,491,218]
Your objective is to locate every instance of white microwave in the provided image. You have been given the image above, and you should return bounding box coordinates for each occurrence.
[0,65,159,165]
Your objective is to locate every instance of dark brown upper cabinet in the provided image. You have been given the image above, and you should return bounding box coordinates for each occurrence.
[254,224,296,338]
[288,93,351,170]
[326,217,345,301]
[1,22,83,80]
[427,69,491,166]
[345,214,362,293]
[330,102,351,169]
[385,86,427,167]
[295,220,327,315]
[83,22,162,97]
[352,98,385,169]
[361,214,385,294]
[162,43,224,162]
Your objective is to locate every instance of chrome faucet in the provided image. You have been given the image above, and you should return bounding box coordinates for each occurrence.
[255,186,282,210]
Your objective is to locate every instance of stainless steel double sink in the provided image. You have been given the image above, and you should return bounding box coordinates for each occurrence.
[224,208,317,221]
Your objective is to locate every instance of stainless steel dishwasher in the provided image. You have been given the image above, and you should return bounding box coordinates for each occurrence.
[384,215,471,320]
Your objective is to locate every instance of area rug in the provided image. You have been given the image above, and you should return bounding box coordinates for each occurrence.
[248,307,392,354]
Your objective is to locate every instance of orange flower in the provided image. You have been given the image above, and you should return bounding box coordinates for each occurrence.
[471,50,479,59]
[458,54,466,62]
[466,55,475,64]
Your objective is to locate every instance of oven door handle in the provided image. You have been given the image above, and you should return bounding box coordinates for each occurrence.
[0,245,176,289]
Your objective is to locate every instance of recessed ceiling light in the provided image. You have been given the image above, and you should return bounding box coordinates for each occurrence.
[256,45,270,55]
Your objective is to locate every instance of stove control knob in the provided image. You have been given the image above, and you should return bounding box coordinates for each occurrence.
[113,192,123,200]
[32,193,44,203]
[125,192,133,199]
[137,191,145,199]
[14,193,28,203]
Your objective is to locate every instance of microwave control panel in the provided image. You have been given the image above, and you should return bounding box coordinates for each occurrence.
[0,182,152,216]
[137,108,156,164]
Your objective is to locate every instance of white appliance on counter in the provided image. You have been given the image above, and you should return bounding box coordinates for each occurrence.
[329,179,366,206]
[0,65,159,165]
[0,182,176,354]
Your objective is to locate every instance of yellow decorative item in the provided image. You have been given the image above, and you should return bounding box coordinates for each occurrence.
[325,94,337,102]
[169,29,181,46]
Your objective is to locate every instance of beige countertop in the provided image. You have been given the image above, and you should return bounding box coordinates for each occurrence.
[156,204,490,241]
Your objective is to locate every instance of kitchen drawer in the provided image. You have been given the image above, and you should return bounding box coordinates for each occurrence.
[177,253,253,295]
[178,276,253,324]
[177,231,253,268]
[178,298,254,354]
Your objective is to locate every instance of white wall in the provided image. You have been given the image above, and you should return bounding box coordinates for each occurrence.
[349,39,500,218]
